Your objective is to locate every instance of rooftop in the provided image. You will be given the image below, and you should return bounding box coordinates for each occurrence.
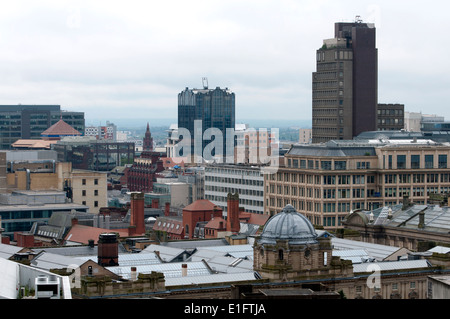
[348,203,450,234]
[64,224,129,245]
[41,119,82,137]
[259,205,318,245]
[183,199,222,212]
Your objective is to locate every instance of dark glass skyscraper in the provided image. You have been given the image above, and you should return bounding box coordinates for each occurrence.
[312,19,378,143]
[178,85,235,161]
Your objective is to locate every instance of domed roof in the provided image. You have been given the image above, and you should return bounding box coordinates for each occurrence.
[259,205,318,245]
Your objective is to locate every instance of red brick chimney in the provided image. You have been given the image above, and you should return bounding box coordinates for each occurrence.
[152,199,159,209]
[130,192,145,235]
[71,218,78,226]
[227,193,240,233]
[17,233,35,248]
[165,202,170,216]
[97,233,119,267]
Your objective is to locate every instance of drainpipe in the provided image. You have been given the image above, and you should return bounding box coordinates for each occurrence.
[26,169,31,190]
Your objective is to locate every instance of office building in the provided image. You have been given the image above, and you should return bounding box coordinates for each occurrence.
[376,104,404,131]
[234,124,276,165]
[53,137,135,171]
[178,84,235,161]
[0,105,85,150]
[6,160,107,215]
[84,121,117,141]
[404,112,446,132]
[264,138,450,230]
[205,164,264,215]
[299,128,312,144]
[0,190,88,239]
[312,19,377,143]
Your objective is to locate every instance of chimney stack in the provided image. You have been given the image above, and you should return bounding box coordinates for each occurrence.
[130,192,145,235]
[97,233,119,267]
[152,198,159,209]
[165,202,170,216]
[418,210,425,229]
[130,267,137,281]
[181,263,188,277]
[227,193,240,233]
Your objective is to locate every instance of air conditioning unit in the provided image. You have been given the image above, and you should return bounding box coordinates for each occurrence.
[35,275,60,299]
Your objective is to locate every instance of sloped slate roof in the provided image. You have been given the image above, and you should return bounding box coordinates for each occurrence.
[0,243,23,259]
[287,144,376,157]
[353,259,431,273]
[29,251,85,270]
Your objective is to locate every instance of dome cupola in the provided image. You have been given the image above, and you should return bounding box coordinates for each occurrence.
[259,205,318,245]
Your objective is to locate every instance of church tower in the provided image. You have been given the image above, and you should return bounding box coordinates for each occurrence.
[143,122,153,151]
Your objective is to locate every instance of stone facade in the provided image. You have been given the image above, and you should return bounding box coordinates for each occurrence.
[77,272,165,298]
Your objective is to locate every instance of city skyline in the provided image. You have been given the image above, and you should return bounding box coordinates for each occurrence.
[1,1,450,124]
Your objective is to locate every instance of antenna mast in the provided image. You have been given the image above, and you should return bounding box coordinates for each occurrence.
[202,77,208,89]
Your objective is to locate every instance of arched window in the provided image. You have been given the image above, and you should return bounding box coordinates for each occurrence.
[185,225,189,235]
[278,249,284,261]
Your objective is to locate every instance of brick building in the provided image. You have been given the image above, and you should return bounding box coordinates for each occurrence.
[182,199,223,240]
[126,125,164,193]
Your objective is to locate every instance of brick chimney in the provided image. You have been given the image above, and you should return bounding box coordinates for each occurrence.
[71,218,78,226]
[152,198,159,209]
[97,233,119,267]
[165,202,170,216]
[227,193,240,233]
[130,192,145,235]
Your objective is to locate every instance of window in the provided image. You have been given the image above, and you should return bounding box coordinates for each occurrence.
[278,249,284,261]
[323,175,336,185]
[411,155,420,169]
[94,190,98,196]
[357,162,370,170]
[439,155,448,169]
[94,179,99,185]
[94,201,98,207]
[425,155,434,169]
[82,190,86,196]
[397,155,406,169]
[335,161,347,170]
[82,179,86,185]
[321,161,332,170]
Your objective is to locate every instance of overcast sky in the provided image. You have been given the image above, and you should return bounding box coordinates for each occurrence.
[1,1,449,126]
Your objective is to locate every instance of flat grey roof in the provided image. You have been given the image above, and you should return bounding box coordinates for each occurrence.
[0,203,88,212]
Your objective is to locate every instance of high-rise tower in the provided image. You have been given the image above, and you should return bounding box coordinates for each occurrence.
[312,18,378,143]
[178,84,235,161]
